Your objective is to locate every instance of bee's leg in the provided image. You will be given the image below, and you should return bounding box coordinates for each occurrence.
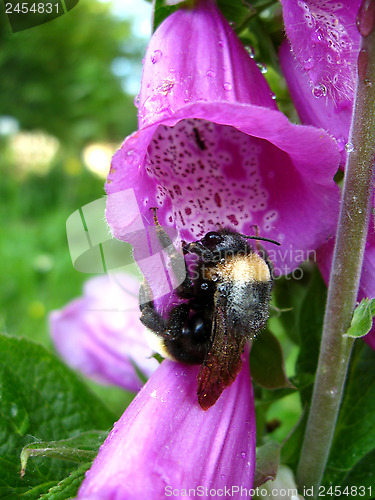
[139,281,168,335]
[139,281,189,340]
[182,241,214,263]
[150,207,192,290]
[139,280,154,312]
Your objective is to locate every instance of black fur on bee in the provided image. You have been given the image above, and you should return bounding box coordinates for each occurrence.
[139,208,280,410]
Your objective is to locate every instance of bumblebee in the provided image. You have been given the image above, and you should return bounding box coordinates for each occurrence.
[140,209,279,410]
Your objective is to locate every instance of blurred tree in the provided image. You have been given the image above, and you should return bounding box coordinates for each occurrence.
[0,0,142,145]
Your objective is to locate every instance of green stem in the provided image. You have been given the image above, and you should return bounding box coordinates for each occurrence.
[296,2,375,495]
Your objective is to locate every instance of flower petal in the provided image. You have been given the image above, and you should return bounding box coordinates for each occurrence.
[279,40,353,156]
[77,357,256,499]
[106,0,341,314]
[49,274,159,392]
[280,0,360,105]
[107,105,341,279]
[138,0,277,129]
[279,1,361,159]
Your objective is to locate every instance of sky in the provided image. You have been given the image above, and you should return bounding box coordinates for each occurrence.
[99,0,152,94]
[99,0,152,37]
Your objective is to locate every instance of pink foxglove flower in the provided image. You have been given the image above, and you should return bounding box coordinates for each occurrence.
[279,0,375,347]
[49,274,158,393]
[77,356,255,499]
[81,1,339,495]
[279,0,361,158]
[106,0,341,314]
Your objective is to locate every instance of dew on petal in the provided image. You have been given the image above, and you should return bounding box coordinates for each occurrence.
[151,50,162,64]
[257,63,268,74]
[345,142,354,152]
[223,82,232,91]
[245,46,255,58]
[206,70,216,78]
[312,83,327,98]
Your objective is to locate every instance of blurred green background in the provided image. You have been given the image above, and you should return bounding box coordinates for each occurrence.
[0,0,151,413]
[0,0,147,344]
[0,0,300,437]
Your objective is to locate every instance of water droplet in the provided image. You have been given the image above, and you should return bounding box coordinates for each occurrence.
[229,20,236,28]
[241,452,246,459]
[345,142,354,152]
[206,70,216,78]
[220,474,225,481]
[257,63,267,74]
[211,275,218,282]
[312,83,327,98]
[223,82,232,91]
[304,56,315,70]
[201,282,209,290]
[151,50,162,64]
[271,92,276,100]
[245,46,255,58]
[218,40,224,47]
[134,94,140,108]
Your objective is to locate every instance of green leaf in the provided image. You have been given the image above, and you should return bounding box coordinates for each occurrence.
[250,329,295,390]
[345,298,375,339]
[323,343,375,489]
[152,0,256,33]
[295,268,327,403]
[20,431,108,478]
[153,0,187,32]
[217,0,256,30]
[254,441,281,488]
[0,333,115,498]
[339,449,375,499]
[39,463,92,500]
[280,407,308,472]
[270,274,308,345]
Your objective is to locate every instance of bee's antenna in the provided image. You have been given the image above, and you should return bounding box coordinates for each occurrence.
[238,225,280,246]
[239,234,281,246]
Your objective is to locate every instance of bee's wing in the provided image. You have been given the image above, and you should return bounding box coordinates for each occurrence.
[197,290,246,411]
